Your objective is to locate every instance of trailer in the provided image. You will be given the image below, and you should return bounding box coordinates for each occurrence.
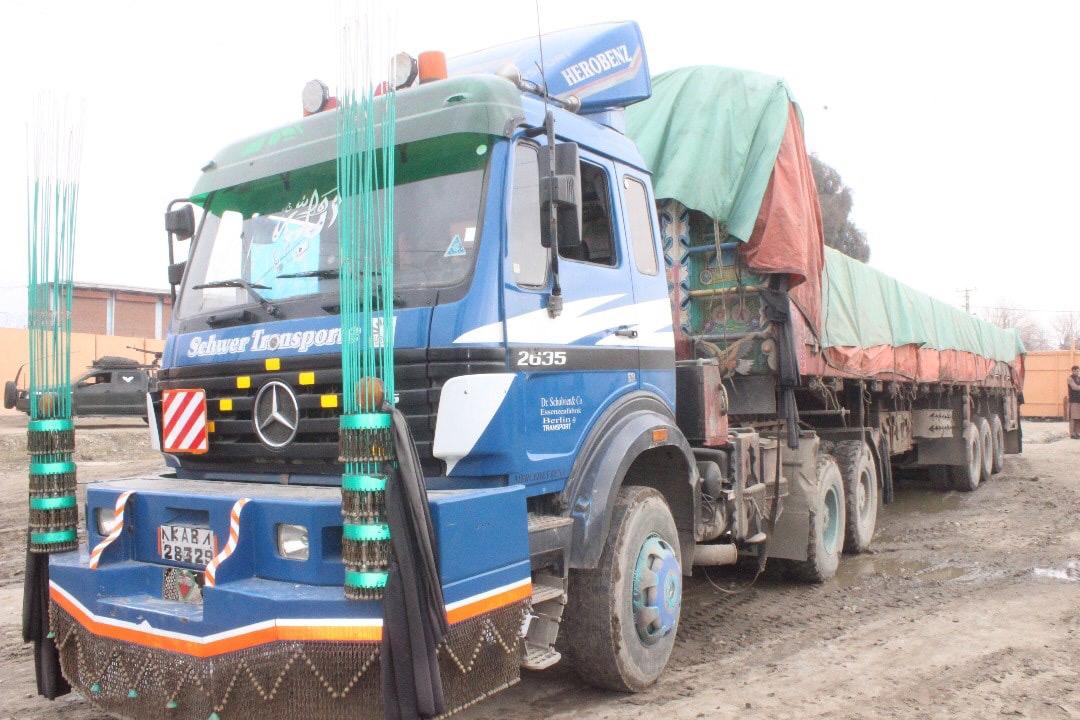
[23,21,1023,720]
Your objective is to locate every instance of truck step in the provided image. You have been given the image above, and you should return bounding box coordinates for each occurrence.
[527,513,573,567]
[522,643,562,671]
[530,583,565,606]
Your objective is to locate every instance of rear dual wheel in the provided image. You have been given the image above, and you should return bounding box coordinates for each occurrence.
[793,454,846,582]
[949,422,982,492]
[833,441,879,554]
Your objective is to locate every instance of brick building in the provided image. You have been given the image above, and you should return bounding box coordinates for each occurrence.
[72,283,173,340]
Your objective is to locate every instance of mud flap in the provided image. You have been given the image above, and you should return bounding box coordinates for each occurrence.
[765,433,820,562]
[22,548,70,699]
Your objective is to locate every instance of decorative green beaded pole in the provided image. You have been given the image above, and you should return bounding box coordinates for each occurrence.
[25,96,83,554]
[336,5,397,601]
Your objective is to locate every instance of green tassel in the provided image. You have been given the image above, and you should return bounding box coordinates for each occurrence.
[166,699,179,710]
[209,712,221,720]
[127,689,138,699]
[90,682,101,695]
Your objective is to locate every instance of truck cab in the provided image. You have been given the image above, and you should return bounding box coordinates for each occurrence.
[38,22,802,719]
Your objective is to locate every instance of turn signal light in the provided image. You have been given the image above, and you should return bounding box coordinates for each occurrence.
[651,428,669,443]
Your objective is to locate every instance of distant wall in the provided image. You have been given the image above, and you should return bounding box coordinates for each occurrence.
[0,327,163,402]
[1021,349,1079,418]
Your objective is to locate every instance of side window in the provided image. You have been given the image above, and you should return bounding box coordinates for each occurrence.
[623,175,659,276]
[561,161,616,267]
[509,144,548,287]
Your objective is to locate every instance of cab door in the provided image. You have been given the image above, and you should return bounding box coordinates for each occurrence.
[498,141,641,489]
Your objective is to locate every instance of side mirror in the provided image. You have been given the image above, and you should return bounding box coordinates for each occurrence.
[167,261,187,287]
[165,205,196,240]
[539,142,582,250]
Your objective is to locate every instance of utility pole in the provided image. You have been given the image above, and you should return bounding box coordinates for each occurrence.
[958,287,975,313]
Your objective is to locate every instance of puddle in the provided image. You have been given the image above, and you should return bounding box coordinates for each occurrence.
[835,555,969,587]
[1033,560,1080,582]
[886,487,965,515]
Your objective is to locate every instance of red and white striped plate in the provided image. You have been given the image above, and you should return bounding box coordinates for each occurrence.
[161,388,209,454]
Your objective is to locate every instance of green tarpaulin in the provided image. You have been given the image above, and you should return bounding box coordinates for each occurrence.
[822,248,1024,362]
[625,65,793,243]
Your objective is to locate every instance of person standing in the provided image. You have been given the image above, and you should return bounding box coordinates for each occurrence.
[1069,366,1080,439]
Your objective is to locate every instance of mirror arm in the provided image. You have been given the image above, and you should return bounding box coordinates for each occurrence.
[543,110,563,318]
[164,198,189,302]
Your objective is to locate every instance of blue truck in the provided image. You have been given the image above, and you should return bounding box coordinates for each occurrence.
[29,20,1024,720]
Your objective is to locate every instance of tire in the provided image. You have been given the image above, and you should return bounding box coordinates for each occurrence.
[3,381,16,410]
[990,415,1005,474]
[833,440,879,554]
[949,422,982,492]
[975,416,993,483]
[562,486,682,692]
[792,454,846,583]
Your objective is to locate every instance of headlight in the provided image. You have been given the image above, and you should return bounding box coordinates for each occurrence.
[276,524,309,561]
[95,507,117,535]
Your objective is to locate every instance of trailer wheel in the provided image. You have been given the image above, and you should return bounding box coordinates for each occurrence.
[562,485,681,692]
[990,415,1005,474]
[949,422,982,492]
[975,416,993,482]
[833,441,878,554]
[793,454,846,583]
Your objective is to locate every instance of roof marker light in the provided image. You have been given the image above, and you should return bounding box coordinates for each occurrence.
[418,51,448,84]
[392,52,419,90]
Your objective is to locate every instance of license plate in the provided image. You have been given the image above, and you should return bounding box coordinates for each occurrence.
[158,525,216,566]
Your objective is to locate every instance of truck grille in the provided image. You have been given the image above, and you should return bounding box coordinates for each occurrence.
[155,347,506,479]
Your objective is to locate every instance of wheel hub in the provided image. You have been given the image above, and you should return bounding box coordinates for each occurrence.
[823,485,840,551]
[632,533,681,644]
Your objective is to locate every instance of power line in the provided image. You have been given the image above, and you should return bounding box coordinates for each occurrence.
[974,305,1080,315]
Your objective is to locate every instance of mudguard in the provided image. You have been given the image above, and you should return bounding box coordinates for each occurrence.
[560,392,697,570]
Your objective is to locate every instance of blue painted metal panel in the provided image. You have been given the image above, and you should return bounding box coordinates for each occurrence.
[449,21,651,115]
[62,480,529,637]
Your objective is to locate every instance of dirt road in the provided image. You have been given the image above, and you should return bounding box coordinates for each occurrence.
[0,421,1077,720]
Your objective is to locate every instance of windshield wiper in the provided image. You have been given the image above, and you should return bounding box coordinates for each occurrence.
[277,269,339,279]
[192,278,281,318]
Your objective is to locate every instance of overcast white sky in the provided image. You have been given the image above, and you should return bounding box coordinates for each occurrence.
[1,0,1077,335]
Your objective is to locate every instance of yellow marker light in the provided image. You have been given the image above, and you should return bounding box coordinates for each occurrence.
[219,398,233,412]
[265,358,281,371]
[298,371,315,386]
[320,394,339,409]
[236,376,251,389]
[207,421,216,433]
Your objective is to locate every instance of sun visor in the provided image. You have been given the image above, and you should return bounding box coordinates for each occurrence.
[448,21,651,114]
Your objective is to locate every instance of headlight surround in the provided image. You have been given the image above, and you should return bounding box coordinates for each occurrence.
[276,523,310,561]
[95,507,118,536]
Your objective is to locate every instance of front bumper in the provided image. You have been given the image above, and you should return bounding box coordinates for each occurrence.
[47,476,532,719]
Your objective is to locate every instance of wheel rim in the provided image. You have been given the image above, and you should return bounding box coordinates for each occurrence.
[857,468,873,518]
[632,533,681,645]
[823,484,841,552]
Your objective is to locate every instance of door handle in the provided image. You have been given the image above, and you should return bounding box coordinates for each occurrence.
[611,325,639,339]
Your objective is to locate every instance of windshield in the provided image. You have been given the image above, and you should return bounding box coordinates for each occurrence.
[177,133,492,322]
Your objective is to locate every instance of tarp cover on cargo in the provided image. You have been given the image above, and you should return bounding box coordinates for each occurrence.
[625,66,792,245]
[821,247,1024,362]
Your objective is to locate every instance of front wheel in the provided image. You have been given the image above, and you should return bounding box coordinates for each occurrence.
[562,486,682,692]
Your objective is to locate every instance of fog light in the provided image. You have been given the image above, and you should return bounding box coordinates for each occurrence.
[276,524,309,561]
[95,507,118,535]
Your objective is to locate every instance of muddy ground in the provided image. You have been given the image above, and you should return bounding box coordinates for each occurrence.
[0,418,1077,720]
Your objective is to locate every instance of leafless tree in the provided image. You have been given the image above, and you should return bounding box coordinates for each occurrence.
[984,305,1049,351]
[1050,312,1080,350]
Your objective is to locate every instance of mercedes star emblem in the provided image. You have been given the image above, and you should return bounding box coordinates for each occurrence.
[253,381,299,448]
